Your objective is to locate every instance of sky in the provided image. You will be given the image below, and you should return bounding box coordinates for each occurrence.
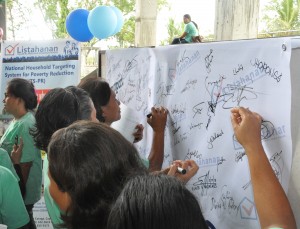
[6,0,270,43]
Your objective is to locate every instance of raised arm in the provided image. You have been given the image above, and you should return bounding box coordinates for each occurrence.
[231,107,296,229]
[147,107,168,172]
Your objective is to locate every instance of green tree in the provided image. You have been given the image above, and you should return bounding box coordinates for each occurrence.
[160,17,184,45]
[35,0,168,48]
[262,0,300,34]
[6,0,32,40]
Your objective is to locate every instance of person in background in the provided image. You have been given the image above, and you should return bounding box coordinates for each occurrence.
[78,78,167,172]
[0,165,30,229]
[231,107,296,229]
[31,86,97,228]
[0,78,42,229]
[107,174,208,229]
[47,121,148,229]
[171,14,199,45]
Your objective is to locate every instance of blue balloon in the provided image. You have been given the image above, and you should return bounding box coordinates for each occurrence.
[88,6,117,39]
[110,6,124,35]
[66,9,93,42]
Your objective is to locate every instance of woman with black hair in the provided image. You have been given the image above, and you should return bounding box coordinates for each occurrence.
[78,77,168,172]
[32,85,198,228]
[31,86,97,228]
[0,78,42,229]
[171,14,199,45]
[107,174,208,229]
[47,121,148,229]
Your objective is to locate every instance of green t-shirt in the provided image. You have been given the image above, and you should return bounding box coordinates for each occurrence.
[184,21,199,43]
[0,148,19,180]
[0,166,29,228]
[43,156,64,228]
[0,112,42,205]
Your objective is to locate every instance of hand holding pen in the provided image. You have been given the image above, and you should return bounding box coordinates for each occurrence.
[147,107,168,133]
[166,160,199,184]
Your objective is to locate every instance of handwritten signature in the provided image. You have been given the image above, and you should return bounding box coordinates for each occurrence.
[207,129,224,149]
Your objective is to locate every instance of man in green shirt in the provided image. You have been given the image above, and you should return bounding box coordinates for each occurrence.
[171,14,199,44]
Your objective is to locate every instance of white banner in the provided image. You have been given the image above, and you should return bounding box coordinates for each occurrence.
[106,38,293,229]
[0,39,81,112]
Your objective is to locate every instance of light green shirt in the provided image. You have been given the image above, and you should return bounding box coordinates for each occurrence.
[0,166,29,229]
[0,112,42,205]
[43,156,64,228]
[184,21,199,43]
[0,148,19,180]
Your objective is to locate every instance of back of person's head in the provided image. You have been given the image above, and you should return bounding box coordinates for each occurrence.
[7,78,37,110]
[32,86,92,151]
[78,77,111,122]
[107,174,208,229]
[183,14,191,21]
[48,120,147,229]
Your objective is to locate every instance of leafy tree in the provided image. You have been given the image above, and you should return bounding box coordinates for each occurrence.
[6,0,32,40]
[34,0,168,48]
[262,0,300,34]
[160,17,184,45]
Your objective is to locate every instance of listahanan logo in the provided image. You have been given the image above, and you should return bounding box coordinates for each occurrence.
[5,43,19,55]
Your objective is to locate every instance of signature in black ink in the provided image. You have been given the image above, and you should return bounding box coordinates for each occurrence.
[235,151,246,162]
[171,104,186,122]
[261,120,275,139]
[205,75,226,114]
[192,102,205,118]
[156,82,174,104]
[233,64,244,75]
[220,84,258,109]
[176,50,190,68]
[207,129,224,149]
[192,170,217,195]
[269,150,284,183]
[205,49,213,73]
[217,156,226,172]
[181,79,197,93]
[270,150,282,162]
[124,55,138,74]
[174,132,187,146]
[189,122,203,131]
[205,75,225,130]
[185,149,201,160]
[251,58,282,82]
[177,50,201,75]
[111,78,124,94]
[242,180,251,190]
[172,126,181,135]
[206,115,212,130]
[210,186,239,214]
[112,59,121,73]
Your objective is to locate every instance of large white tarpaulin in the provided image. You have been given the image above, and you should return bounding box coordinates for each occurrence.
[106,38,292,229]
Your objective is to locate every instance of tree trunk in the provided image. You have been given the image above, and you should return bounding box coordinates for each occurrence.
[135,0,157,47]
[0,1,6,40]
[214,0,260,41]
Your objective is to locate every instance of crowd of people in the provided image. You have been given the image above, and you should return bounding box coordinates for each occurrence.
[0,77,296,229]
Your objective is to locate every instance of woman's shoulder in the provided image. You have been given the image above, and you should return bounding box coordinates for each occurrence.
[18,112,36,127]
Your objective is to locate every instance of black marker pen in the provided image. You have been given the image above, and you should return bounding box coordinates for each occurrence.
[14,135,18,146]
[177,167,186,174]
